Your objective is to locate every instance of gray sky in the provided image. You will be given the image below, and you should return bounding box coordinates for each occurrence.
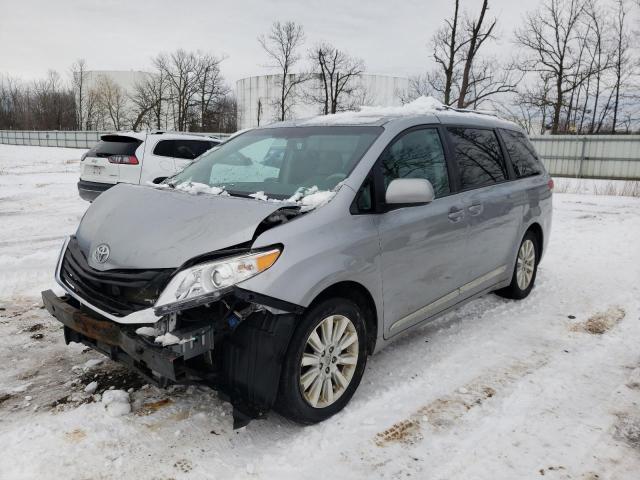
[0,0,543,85]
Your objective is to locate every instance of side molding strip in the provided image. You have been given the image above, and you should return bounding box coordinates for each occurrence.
[389,265,507,334]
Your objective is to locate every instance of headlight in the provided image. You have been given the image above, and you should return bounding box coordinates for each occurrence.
[155,248,281,313]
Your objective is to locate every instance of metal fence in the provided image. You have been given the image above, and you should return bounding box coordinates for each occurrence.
[530,135,640,180]
[0,130,231,149]
[1,130,639,180]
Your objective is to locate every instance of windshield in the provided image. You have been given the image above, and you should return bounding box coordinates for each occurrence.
[168,126,382,199]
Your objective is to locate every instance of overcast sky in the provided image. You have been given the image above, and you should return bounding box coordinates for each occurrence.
[0,0,544,86]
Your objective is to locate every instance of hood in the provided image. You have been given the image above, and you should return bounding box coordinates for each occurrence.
[76,184,289,270]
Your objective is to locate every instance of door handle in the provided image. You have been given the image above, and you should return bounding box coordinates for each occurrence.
[447,207,464,222]
[468,203,483,216]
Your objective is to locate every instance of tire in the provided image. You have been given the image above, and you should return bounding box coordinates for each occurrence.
[275,297,368,424]
[496,230,539,300]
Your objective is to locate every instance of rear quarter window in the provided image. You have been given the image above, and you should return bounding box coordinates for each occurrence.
[154,139,217,159]
[501,129,543,178]
[447,127,507,189]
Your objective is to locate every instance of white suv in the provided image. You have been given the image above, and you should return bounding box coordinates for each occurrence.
[78,132,221,201]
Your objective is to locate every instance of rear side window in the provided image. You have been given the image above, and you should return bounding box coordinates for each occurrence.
[87,136,141,157]
[447,127,507,189]
[153,140,216,160]
[501,130,542,178]
[380,128,450,198]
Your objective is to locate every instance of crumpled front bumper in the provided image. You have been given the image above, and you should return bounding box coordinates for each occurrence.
[42,288,301,428]
[41,289,192,384]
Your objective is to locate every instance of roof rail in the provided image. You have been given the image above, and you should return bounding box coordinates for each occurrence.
[440,105,498,117]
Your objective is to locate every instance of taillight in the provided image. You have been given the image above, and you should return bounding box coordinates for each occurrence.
[108,155,139,165]
[547,178,554,191]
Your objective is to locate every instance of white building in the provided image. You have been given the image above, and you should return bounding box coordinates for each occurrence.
[236,73,410,130]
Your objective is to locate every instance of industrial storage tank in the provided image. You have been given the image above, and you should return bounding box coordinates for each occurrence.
[236,73,410,130]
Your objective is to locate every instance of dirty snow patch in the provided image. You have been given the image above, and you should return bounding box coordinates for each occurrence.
[82,358,103,371]
[84,381,98,394]
[101,389,131,417]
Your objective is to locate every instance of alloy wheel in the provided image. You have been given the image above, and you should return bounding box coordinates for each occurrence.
[516,239,536,290]
[299,314,359,408]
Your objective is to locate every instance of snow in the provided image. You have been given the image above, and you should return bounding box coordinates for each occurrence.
[174,181,228,196]
[135,326,161,337]
[1,144,640,479]
[154,332,181,347]
[248,190,269,201]
[553,177,640,197]
[296,95,495,126]
[82,358,103,371]
[297,96,446,125]
[298,189,336,211]
[84,381,98,394]
[101,390,131,417]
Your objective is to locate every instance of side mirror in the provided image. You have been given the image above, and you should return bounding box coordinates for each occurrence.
[385,178,435,205]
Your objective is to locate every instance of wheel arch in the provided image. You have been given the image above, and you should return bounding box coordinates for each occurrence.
[525,222,544,258]
[307,281,378,355]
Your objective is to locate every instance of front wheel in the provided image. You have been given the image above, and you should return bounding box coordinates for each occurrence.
[496,231,539,300]
[275,297,367,424]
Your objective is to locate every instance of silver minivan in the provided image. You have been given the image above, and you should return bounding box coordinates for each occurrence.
[42,106,552,427]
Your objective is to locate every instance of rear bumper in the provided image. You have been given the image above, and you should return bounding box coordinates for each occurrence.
[77,179,115,202]
[41,289,188,383]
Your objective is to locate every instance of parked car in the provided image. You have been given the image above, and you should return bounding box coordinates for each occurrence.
[78,132,221,201]
[42,106,552,427]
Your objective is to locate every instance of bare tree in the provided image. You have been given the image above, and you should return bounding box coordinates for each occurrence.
[457,0,496,107]
[515,0,586,133]
[258,21,308,121]
[256,98,263,126]
[1,71,75,130]
[70,59,88,129]
[307,43,365,114]
[153,50,202,131]
[195,53,229,131]
[398,74,433,104]
[95,75,128,130]
[430,0,463,105]
[611,0,631,133]
[130,73,167,131]
[31,70,76,130]
[428,0,517,108]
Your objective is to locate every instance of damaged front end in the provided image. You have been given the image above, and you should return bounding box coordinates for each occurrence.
[43,235,303,428]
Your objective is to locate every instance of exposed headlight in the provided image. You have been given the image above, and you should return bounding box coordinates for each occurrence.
[155,248,281,313]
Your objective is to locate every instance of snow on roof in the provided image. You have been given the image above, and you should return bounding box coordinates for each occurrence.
[289,96,502,127]
[100,131,222,142]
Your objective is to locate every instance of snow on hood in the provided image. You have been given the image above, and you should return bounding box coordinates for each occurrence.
[297,96,446,125]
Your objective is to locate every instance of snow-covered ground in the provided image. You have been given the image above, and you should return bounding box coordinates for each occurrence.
[1,144,639,480]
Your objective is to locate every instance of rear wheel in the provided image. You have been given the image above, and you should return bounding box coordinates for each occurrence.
[276,297,367,424]
[496,231,539,300]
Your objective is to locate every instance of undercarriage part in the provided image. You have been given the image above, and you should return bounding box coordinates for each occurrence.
[42,287,303,428]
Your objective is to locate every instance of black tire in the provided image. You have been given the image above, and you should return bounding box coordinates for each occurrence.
[496,230,539,300]
[275,297,368,424]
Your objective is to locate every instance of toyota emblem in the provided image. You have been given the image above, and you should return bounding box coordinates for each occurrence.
[93,243,110,264]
